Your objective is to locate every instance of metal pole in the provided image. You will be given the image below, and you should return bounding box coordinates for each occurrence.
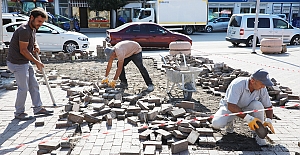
[0,0,3,50]
[252,0,260,54]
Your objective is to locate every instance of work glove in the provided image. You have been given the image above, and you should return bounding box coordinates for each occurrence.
[244,114,261,131]
[108,80,116,88]
[101,77,109,84]
[263,118,275,134]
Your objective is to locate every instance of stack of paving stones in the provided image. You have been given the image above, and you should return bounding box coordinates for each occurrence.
[97,41,107,60]
[26,73,218,154]
[159,55,300,108]
[0,47,9,66]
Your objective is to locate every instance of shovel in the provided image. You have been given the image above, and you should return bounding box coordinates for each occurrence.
[35,53,64,107]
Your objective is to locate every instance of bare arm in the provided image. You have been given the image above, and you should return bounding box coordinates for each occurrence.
[227,103,247,119]
[19,41,44,70]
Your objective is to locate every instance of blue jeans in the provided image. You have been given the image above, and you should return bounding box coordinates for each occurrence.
[118,52,153,86]
[7,61,42,116]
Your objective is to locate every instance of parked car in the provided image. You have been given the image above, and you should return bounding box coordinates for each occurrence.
[205,17,230,33]
[88,16,110,28]
[226,14,300,47]
[2,13,29,25]
[106,22,192,48]
[48,14,80,32]
[3,21,89,53]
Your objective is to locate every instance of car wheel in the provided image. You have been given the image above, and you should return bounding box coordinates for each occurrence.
[206,26,213,33]
[290,35,300,45]
[184,26,194,35]
[63,41,78,53]
[246,36,259,47]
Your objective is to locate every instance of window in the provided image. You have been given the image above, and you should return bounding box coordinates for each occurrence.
[273,19,290,29]
[229,16,242,27]
[37,25,53,33]
[247,18,270,28]
[126,25,140,33]
[3,19,12,25]
[16,19,27,22]
[6,25,19,32]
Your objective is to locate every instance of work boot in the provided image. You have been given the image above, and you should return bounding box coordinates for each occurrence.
[256,135,267,146]
[147,84,154,92]
[225,121,234,134]
[120,82,128,89]
[15,113,34,120]
[34,108,54,115]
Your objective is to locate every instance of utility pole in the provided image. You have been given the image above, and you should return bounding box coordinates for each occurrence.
[251,0,260,54]
[0,0,3,50]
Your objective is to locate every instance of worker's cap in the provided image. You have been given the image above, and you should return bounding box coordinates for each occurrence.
[251,69,273,86]
[104,47,115,61]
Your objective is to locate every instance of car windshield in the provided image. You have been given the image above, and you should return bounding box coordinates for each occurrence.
[44,22,66,33]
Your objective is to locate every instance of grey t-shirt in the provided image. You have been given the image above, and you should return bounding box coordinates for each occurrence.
[220,77,272,108]
[7,22,36,64]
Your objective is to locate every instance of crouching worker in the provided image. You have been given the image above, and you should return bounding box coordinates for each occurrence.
[102,40,154,92]
[211,69,275,146]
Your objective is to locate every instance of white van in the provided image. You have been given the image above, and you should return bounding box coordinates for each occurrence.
[2,13,29,25]
[226,14,300,47]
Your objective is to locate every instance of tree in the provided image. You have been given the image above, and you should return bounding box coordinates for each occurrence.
[87,0,128,11]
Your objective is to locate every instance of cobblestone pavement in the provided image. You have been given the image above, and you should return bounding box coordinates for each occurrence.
[0,54,300,155]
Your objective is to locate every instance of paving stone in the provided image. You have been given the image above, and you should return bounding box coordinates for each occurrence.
[147,110,158,121]
[137,100,149,110]
[56,121,72,128]
[156,134,162,141]
[179,101,195,109]
[142,141,162,149]
[119,149,141,155]
[187,130,200,144]
[38,140,60,151]
[172,130,188,139]
[127,106,141,114]
[89,103,105,111]
[155,129,172,139]
[170,108,186,117]
[144,145,156,155]
[99,107,111,115]
[35,118,45,127]
[196,128,214,136]
[150,132,156,141]
[111,108,126,115]
[178,126,193,133]
[68,112,84,123]
[127,116,139,126]
[171,139,188,153]
[84,113,101,123]
[140,129,154,140]
[160,104,173,114]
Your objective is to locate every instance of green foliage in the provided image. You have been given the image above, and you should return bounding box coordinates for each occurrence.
[87,0,128,11]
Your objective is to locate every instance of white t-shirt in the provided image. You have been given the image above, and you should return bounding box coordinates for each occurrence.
[114,40,142,61]
[220,77,272,108]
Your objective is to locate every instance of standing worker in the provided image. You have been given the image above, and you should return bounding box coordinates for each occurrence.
[6,8,53,120]
[211,69,275,146]
[102,40,154,92]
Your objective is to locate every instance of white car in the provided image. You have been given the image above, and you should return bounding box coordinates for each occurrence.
[3,21,89,53]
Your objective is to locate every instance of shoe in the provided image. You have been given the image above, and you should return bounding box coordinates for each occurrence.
[34,108,54,115]
[147,84,154,92]
[119,82,128,88]
[15,113,34,120]
[225,121,234,134]
[256,135,267,146]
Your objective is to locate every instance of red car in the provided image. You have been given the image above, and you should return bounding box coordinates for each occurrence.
[106,22,192,48]
[88,17,109,23]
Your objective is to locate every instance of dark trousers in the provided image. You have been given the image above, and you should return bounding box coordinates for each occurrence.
[118,52,153,86]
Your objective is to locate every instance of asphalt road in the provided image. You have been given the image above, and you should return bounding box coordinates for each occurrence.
[84,32,300,95]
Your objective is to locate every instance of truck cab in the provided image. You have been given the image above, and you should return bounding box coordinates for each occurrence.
[133,8,155,22]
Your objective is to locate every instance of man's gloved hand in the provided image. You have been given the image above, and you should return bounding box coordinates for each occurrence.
[244,114,261,130]
[263,118,275,134]
[101,77,109,84]
[108,80,116,88]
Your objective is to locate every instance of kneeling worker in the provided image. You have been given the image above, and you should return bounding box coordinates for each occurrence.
[102,40,154,92]
[211,69,275,146]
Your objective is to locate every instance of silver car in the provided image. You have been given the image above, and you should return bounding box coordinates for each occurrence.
[205,17,230,33]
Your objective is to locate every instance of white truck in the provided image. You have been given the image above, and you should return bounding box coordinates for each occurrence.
[132,0,207,35]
